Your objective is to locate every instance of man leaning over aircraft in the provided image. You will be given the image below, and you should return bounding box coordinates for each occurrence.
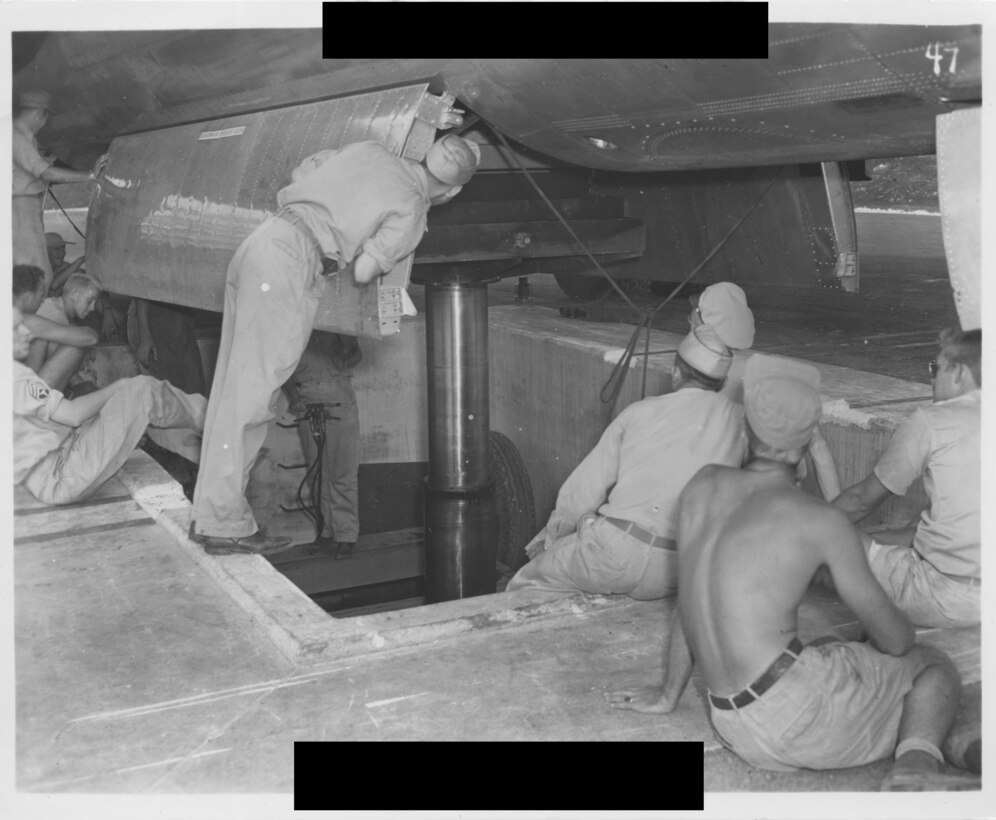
[190,133,481,555]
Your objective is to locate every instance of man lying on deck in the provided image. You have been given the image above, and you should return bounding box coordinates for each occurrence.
[609,354,973,791]
[12,305,207,507]
[833,328,980,628]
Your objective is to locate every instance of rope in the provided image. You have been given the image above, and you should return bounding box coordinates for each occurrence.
[599,166,788,420]
[45,188,87,240]
[483,123,785,425]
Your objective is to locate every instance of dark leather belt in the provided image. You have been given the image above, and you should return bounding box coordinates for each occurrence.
[604,516,676,551]
[708,636,804,711]
[275,209,322,255]
[945,572,981,588]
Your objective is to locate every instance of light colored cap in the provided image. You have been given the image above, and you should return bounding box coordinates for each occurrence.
[692,282,755,349]
[426,134,481,186]
[743,353,823,450]
[45,232,73,247]
[19,90,54,112]
[677,325,733,380]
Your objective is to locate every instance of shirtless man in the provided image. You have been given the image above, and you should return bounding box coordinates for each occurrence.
[13,265,99,392]
[609,354,966,790]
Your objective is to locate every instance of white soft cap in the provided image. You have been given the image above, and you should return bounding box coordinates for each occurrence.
[426,135,481,186]
[677,325,733,380]
[743,353,823,450]
[693,282,755,349]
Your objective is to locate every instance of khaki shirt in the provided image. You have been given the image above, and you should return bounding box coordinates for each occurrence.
[12,120,50,197]
[278,141,430,272]
[13,361,70,482]
[547,388,747,541]
[874,389,980,578]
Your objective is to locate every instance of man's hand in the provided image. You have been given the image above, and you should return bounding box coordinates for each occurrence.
[606,686,676,714]
[136,337,157,367]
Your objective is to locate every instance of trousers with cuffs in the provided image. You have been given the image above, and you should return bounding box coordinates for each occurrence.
[192,216,325,538]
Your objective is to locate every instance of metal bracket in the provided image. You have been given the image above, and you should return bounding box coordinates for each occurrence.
[415,91,461,129]
[834,251,859,293]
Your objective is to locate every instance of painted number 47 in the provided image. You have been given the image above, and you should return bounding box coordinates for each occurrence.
[925,43,959,75]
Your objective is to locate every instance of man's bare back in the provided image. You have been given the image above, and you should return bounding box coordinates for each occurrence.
[680,459,915,697]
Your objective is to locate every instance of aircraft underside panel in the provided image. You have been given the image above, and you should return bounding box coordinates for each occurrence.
[87,84,437,339]
[589,163,856,290]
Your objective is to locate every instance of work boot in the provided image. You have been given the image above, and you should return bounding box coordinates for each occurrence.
[305,536,337,556]
[334,541,355,560]
[197,529,294,556]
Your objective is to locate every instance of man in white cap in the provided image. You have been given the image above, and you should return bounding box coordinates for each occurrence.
[506,325,746,598]
[689,280,841,502]
[191,134,480,555]
[687,281,754,403]
[610,353,970,791]
[13,91,107,289]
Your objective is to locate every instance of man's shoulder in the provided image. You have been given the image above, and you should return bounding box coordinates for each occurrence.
[36,298,67,322]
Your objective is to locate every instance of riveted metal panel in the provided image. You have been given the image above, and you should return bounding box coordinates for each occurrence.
[937,108,980,331]
[87,84,433,338]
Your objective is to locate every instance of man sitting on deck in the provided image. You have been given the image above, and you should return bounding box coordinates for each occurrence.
[833,328,980,628]
[506,325,745,599]
[13,305,208,507]
[14,264,99,397]
[24,270,102,395]
[609,354,969,791]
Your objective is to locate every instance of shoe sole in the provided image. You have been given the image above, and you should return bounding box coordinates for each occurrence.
[203,540,295,557]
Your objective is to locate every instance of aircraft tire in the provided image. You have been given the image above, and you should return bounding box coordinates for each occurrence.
[553,271,610,301]
[490,431,535,591]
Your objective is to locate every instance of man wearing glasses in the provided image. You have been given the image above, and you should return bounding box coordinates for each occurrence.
[833,328,981,628]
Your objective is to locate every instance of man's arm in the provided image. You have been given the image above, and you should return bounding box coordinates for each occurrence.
[132,299,158,366]
[608,607,694,714]
[22,313,99,348]
[832,473,894,523]
[351,252,384,285]
[49,256,85,295]
[808,427,842,501]
[546,415,626,541]
[819,506,914,656]
[48,383,117,427]
[39,153,108,185]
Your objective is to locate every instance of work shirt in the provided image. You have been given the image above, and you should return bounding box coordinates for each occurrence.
[13,361,71,483]
[874,389,980,578]
[12,120,50,196]
[278,141,431,273]
[547,388,746,540]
